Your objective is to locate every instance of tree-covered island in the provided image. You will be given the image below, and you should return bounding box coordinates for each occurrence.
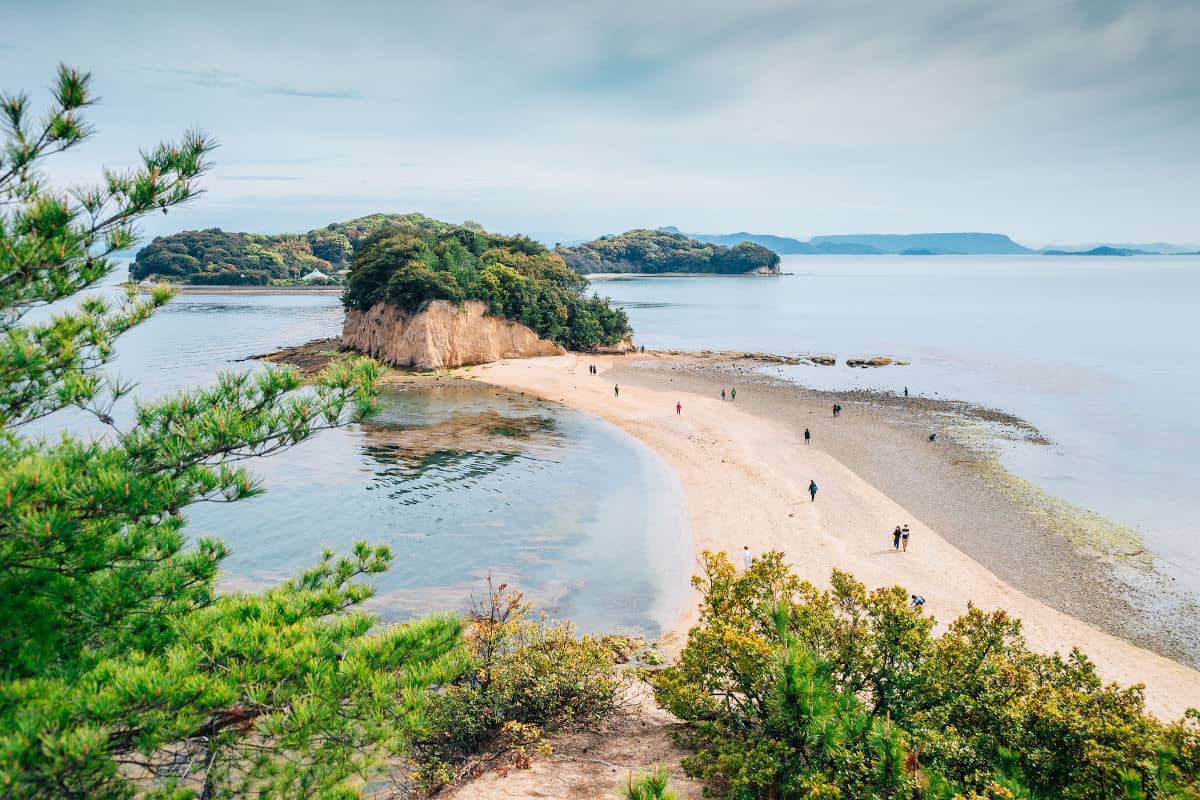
[555,228,782,274]
[341,219,630,351]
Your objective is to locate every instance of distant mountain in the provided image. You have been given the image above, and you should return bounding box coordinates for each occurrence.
[1040,246,1152,257]
[808,232,1033,255]
[660,228,1032,256]
[1041,242,1200,255]
[659,227,817,254]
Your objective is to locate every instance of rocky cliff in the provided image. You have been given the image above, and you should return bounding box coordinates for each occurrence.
[341,300,564,370]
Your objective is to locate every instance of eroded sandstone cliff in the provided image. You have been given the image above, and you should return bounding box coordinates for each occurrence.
[341,300,564,370]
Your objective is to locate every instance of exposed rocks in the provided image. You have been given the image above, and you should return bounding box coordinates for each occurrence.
[651,350,902,368]
[341,300,563,370]
[591,333,636,355]
[846,356,895,368]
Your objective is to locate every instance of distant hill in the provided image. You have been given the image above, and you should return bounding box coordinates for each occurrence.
[1041,242,1200,255]
[660,227,818,255]
[1040,246,1152,257]
[661,228,1033,255]
[556,229,781,275]
[807,232,1033,255]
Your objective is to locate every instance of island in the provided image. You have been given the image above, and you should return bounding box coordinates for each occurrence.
[130,213,457,285]
[337,217,631,368]
[554,228,781,275]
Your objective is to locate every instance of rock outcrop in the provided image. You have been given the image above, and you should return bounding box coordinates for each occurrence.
[341,300,563,370]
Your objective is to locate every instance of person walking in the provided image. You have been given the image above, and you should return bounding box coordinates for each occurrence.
[901,524,911,551]
[808,480,818,502]
[804,428,811,445]
[743,545,752,571]
[721,389,726,401]
[676,401,682,415]
[892,525,902,550]
[730,387,736,401]
[614,384,619,398]
[903,386,909,397]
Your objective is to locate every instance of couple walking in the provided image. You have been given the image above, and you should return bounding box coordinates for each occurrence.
[891,524,911,551]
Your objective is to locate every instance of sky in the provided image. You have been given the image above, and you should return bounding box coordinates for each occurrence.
[2,0,1198,246]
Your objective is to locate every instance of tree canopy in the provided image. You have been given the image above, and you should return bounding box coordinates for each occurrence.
[654,551,1200,800]
[1,66,467,799]
[555,229,782,275]
[343,222,631,350]
[128,213,454,284]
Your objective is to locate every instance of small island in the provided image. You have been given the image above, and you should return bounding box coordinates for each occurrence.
[555,228,781,275]
[337,217,631,368]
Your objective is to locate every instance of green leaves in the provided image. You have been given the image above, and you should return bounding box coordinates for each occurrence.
[0,68,464,800]
[656,551,1200,800]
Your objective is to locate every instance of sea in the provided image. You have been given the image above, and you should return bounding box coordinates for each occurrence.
[31,276,693,637]
[594,254,1200,603]
[28,255,1199,631]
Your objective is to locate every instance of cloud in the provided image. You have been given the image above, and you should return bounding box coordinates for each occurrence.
[255,86,366,100]
[221,175,301,182]
[5,0,1197,242]
[133,66,374,102]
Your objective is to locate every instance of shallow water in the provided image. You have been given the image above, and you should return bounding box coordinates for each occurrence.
[33,283,692,636]
[596,255,1200,598]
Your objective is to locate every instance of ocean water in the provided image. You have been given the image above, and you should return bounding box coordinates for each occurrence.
[31,283,692,636]
[596,255,1200,598]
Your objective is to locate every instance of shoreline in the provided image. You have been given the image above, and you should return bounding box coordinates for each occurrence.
[463,352,1200,720]
[136,284,343,295]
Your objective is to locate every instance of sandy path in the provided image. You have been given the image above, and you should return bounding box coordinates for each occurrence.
[468,354,1200,721]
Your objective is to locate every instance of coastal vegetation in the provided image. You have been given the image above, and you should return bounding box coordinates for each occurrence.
[409,582,621,792]
[654,551,1200,800]
[129,212,458,285]
[342,220,630,350]
[555,228,781,274]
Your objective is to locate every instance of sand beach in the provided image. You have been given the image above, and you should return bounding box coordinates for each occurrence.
[465,352,1200,721]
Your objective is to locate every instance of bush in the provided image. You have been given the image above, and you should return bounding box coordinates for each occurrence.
[654,551,1200,800]
[409,582,622,792]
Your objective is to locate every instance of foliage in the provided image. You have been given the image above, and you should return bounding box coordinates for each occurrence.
[343,222,631,350]
[409,582,622,793]
[129,213,492,285]
[654,551,1200,800]
[130,228,329,284]
[1,67,469,799]
[623,765,680,800]
[556,229,781,274]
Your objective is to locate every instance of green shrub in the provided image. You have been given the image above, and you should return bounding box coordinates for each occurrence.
[654,551,1200,800]
[409,582,622,792]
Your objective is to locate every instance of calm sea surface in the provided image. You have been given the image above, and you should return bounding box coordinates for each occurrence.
[596,255,1200,598]
[35,279,692,636]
